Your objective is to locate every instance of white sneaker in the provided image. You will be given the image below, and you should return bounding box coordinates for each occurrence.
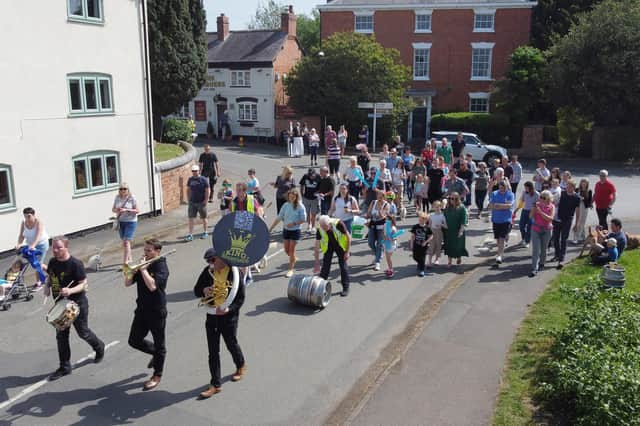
[524,243,530,249]
[572,239,579,245]
[496,255,503,264]
[373,262,381,271]
[285,270,294,278]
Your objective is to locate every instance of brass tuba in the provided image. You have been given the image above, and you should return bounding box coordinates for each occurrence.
[123,249,176,280]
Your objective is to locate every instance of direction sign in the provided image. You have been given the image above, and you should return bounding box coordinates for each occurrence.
[376,109,393,114]
[358,102,374,109]
[374,102,393,109]
[367,113,383,118]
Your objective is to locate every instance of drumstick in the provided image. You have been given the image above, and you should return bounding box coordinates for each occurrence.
[52,280,75,304]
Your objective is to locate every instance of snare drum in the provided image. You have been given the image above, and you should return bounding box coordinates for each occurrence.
[46,299,80,330]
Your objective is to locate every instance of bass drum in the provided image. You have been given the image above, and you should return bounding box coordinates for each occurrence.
[287,275,331,309]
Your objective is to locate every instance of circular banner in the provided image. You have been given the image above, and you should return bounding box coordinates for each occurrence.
[212,211,270,267]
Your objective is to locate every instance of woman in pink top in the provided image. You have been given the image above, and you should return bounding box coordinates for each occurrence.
[528,190,555,277]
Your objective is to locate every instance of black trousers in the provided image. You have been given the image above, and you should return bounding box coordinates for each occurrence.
[206,313,245,388]
[510,182,519,194]
[128,308,167,377]
[319,245,350,290]
[412,244,428,270]
[596,208,609,229]
[56,297,103,368]
[203,172,216,200]
[552,219,572,261]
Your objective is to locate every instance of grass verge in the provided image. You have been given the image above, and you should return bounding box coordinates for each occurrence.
[154,142,185,163]
[492,251,640,425]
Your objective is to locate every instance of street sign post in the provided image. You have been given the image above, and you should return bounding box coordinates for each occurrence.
[358,101,393,152]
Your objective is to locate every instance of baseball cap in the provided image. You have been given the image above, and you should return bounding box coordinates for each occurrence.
[203,247,218,261]
[191,165,200,172]
[308,168,316,174]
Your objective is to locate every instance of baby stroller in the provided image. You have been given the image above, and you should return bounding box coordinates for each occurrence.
[1,255,36,311]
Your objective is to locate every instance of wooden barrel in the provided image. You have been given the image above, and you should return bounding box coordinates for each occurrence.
[602,264,625,288]
[287,275,332,309]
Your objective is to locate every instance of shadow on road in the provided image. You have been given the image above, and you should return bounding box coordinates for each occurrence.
[245,297,321,317]
[3,373,200,425]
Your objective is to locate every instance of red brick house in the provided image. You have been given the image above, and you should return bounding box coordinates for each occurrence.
[318,0,536,143]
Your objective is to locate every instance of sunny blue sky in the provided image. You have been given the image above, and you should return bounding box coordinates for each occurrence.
[204,0,321,31]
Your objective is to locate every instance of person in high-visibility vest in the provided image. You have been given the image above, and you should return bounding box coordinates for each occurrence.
[230,182,264,287]
[313,215,351,297]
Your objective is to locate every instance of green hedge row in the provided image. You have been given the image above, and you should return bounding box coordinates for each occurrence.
[540,282,640,425]
[430,112,523,148]
[162,118,194,144]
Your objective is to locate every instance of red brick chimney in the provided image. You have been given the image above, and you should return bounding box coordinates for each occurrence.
[281,5,296,38]
[216,13,229,41]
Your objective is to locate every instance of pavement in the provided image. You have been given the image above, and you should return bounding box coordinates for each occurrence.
[1,138,638,426]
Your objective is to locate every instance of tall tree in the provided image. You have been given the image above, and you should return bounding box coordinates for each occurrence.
[492,46,549,124]
[531,0,603,50]
[285,32,413,142]
[247,0,285,30]
[296,9,320,52]
[548,0,640,126]
[148,0,207,134]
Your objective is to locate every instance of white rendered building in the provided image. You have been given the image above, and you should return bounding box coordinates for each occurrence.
[0,0,155,252]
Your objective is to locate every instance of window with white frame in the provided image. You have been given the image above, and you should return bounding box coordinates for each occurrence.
[415,12,432,32]
[471,43,494,80]
[474,9,495,32]
[412,43,432,80]
[354,12,374,33]
[0,165,15,210]
[469,93,490,113]
[68,74,113,115]
[238,102,258,122]
[72,152,120,194]
[68,0,103,23]
[231,71,251,87]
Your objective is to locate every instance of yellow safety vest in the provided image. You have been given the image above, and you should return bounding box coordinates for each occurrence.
[318,218,348,253]
[231,195,255,213]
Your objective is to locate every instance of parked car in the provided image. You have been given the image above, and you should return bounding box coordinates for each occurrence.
[431,131,507,165]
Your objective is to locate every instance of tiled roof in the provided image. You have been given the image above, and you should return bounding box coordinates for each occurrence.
[207,30,288,65]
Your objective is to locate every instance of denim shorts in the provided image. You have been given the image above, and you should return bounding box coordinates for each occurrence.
[34,241,49,263]
[283,229,301,241]
[119,221,138,241]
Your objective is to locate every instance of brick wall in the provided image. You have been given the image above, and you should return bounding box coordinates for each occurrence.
[321,7,532,113]
[274,37,304,106]
[160,160,193,212]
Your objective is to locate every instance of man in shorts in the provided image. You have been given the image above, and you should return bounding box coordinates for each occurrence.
[300,168,321,233]
[489,181,514,265]
[186,165,210,241]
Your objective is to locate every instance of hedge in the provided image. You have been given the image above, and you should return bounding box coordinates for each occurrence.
[162,118,194,144]
[430,112,522,148]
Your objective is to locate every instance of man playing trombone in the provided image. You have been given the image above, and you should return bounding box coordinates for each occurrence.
[124,238,169,391]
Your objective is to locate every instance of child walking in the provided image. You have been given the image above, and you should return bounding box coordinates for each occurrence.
[428,200,447,266]
[410,212,433,276]
[414,174,429,212]
[382,215,398,277]
[217,179,234,216]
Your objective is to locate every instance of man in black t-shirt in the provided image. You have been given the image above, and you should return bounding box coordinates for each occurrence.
[552,181,582,268]
[199,144,220,203]
[316,166,335,215]
[300,168,321,233]
[125,238,170,391]
[451,132,466,158]
[46,237,105,381]
[457,161,475,207]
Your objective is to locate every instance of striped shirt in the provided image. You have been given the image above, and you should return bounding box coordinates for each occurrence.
[327,144,341,160]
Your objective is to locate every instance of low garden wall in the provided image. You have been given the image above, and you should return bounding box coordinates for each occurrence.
[155,141,197,212]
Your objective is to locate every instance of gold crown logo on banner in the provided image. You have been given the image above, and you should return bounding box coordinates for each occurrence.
[229,231,251,250]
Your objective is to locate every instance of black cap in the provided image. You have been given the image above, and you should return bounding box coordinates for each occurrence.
[203,248,218,261]
[308,168,316,174]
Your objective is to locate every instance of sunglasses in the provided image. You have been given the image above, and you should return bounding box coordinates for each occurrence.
[119,188,128,190]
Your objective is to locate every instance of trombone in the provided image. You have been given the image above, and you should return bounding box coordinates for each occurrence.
[123,249,176,280]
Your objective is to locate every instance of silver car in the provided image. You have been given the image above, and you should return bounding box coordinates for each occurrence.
[431,131,507,165]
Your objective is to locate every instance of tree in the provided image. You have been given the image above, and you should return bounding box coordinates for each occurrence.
[492,46,549,124]
[284,32,413,143]
[248,0,285,30]
[148,0,207,134]
[296,9,320,52]
[532,0,603,50]
[548,0,640,126]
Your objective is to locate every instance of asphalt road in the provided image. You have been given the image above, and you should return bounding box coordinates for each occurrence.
[0,143,637,426]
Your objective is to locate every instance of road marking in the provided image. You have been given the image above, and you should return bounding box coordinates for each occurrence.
[265,248,284,261]
[0,340,119,411]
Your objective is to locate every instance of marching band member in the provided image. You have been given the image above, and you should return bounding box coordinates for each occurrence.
[124,238,169,391]
[194,248,246,398]
[46,236,105,381]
